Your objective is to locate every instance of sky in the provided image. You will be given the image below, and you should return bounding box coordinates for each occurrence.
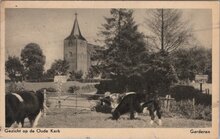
[5,9,213,70]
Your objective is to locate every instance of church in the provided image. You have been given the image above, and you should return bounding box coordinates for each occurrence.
[64,13,91,76]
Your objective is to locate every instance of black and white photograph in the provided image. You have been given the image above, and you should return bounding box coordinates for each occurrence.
[0,1,219,138]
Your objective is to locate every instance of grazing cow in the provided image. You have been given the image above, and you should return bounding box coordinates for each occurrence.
[111,92,162,125]
[5,90,45,128]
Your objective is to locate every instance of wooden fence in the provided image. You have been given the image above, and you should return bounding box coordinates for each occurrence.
[160,95,175,112]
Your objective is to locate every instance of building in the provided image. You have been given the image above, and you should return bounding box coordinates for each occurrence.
[64,13,90,76]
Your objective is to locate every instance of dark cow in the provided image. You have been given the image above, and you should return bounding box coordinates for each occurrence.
[5,89,45,128]
[111,92,162,125]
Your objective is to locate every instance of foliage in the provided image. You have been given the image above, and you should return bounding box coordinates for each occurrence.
[5,82,25,94]
[145,9,192,53]
[173,47,212,82]
[170,85,211,106]
[74,70,83,79]
[94,9,179,95]
[5,56,24,82]
[139,52,178,95]
[46,59,69,78]
[68,85,80,93]
[21,43,45,81]
[95,79,126,94]
[39,87,57,92]
[170,100,211,121]
[172,47,212,82]
[69,70,83,80]
[97,8,147,79]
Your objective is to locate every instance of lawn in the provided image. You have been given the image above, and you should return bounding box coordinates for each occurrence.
[36,108,211,128]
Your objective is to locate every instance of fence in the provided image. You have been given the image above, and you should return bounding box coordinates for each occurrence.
[42,92,99,116]
[160,95,175,112]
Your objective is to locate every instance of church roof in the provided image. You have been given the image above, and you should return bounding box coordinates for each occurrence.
[65,13,86,41]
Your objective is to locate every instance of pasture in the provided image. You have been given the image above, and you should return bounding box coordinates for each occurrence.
[37,108,211,128]
[6,81,212,128]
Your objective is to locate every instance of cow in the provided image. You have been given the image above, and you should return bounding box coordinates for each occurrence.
[111,92,162,125]
[5,89,45,128]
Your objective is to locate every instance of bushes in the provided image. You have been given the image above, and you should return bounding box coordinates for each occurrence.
[95,79,126,94]
[168,85,212,121]
[69,70,83,80]
[5,82,25,94]
[38,87,57,92]
[68,85,80,93]
[76,78,101,83]
[169,100,212,121]
[170,85,211,106]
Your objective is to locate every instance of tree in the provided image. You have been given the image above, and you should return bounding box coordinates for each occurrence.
[97,9,148,81]
[130,52,178,95]
[172,47,212,83]
[46,59,69,78]
[96,9,179,95]
[21,43,45,81]
[145,9,191,53]
[5,56,24,82]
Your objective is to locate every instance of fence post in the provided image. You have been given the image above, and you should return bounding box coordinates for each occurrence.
[57,81,62,108]
[43,89,47,117]
[75,91,77,113]
[167,95,171,112]
[164,95,168,111]
[192,98,195,118]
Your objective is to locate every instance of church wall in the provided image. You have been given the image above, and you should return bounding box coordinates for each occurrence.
[64,39,77,72]
[76,40,88,75]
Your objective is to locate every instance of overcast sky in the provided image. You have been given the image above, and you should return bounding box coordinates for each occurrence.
[5,9,212,70]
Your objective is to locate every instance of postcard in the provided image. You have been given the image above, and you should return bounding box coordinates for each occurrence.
[0,1,219,139]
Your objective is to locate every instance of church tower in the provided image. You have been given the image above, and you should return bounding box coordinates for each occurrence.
[64,13,89,75]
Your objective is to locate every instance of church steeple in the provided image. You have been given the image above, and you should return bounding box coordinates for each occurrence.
[65,13,86,41]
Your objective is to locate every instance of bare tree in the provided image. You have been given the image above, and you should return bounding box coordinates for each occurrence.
[145,9,192,53]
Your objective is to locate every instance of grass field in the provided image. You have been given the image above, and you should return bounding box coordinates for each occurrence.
[35,108,211,128]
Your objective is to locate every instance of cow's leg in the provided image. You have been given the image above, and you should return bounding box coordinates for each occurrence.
[21,118,25,127]
[10,122,17,128]
[130,111,135,119]
[129,105,135,119]
[149,109,155,125]
[129,104,135,120]
[156,109,162,126]
[32,111,42,127]
[134,112,138,118]
[17,121,22,128]
[28,118,34,127]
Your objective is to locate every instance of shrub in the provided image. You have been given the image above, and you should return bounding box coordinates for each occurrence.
[5,82,25,94]
[39,78,54,82]
[39,87,57,92]
[46,87,57,92]
[170,85,211,106]
[68,85,80,93]
[74,70,83,80]
[95,79,126,94]
[169,99,212,121]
